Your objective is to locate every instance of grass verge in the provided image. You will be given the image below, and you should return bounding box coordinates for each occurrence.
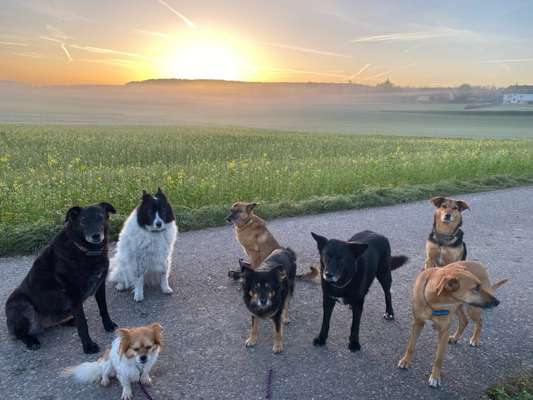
[488,370,533,400]
[2,174,533,256]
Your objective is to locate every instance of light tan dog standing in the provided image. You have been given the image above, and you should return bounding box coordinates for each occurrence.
[424,197,470,269]
[398,261,507,387]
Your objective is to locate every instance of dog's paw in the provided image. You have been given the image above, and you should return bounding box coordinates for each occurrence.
[348,341,361,352]
[272,343,283,354]
[103,320,118,332]
[83,341,100,354]
[448,336,459,344]
[115,282,126,291]
[133,292,144,302]
[25,337,41,351]
[282,317,290,325]
[428,374,442,388]
[469,338,480,347]
[161,286,174,295]
[397,357,410,369]
[121,389,133,400]
[140,375,152,385]
[313,336,326,346]
[101,377,110,387]
[383,313,395,321]
[245,337,257,348]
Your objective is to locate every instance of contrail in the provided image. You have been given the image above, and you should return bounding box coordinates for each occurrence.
[348,63,371,80]
[70,44,157,62]
[265,42,352,58]
[135,29,172,39]
[352,28,465,43]
[40,35,73,62]
[270,67,348,79]
[156,0,196,29]
[0,41,28,47]
[482,58,533,63]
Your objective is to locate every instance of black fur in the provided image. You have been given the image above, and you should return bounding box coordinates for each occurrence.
[241,248,296,325]
[137,188,175,228]
[5,203,117,353]
[311,230,408,352]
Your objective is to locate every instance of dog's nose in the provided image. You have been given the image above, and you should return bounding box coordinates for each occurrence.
[156,221,162,228]
[91,233,101,241]
[140,355,147,363]
[225,215,233,222]
[491,298,500,307]
[444,213,451,220]
[325,272,335,281]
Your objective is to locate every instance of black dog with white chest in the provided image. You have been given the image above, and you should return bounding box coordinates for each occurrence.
[5,203,118,353]
[311,230,408,352]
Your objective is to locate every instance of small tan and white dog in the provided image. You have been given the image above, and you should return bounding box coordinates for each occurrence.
[64,323,162,400]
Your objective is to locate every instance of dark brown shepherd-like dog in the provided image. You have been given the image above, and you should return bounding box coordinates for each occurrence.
[424,196,470,269]
[226,202,318,280]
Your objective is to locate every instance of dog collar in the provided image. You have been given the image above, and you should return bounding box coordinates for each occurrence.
[422,275,451,316]
[73,241,104,257]
[428,227,463,247]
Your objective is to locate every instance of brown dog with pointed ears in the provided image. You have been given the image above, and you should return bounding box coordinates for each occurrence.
[226,202,319,280]
[424,196,470,269]
[398,261,507,387]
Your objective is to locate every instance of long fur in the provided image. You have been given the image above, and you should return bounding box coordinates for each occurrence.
[109,208,177,300]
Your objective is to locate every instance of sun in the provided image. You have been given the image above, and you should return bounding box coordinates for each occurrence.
[158,31,260,81]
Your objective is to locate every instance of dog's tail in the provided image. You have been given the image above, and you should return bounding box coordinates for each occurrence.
[62,359,106,383]
[390,255,409,271]
[492,278,509,291]
[296,263,320,282]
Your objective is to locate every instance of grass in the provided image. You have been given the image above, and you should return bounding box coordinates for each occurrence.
[1,123,533,256]
[488,370,533,400]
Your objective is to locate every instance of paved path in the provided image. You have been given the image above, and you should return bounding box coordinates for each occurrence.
[1,187,532,399]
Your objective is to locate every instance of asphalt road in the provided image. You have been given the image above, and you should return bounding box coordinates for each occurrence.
[1,187,532,400]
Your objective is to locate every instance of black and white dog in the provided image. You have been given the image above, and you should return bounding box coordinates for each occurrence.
[109,188,177,302]
[5,203,118,353]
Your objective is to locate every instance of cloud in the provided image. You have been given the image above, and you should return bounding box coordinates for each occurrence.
[265,42,352,58]
[155,0,196,29]
[482,58,533,64]
[135,29,172,39]
[69,44,157,62]
[352,28,468,43]
[348,63,371,80]
[78,58,145,70]
[0,41,29,47]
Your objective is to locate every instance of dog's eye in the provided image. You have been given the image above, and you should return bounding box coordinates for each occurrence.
[133,347,140,351]
[452,206,458,210]
[441,205,447,208]
[472,284,480,292]
[269,291,275,298]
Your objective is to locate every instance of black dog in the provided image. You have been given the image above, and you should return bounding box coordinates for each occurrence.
[311,230,408,352]
[240,248,296,353]
[5,203,118,353]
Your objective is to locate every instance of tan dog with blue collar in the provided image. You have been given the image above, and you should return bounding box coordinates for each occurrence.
[398,261,507,388]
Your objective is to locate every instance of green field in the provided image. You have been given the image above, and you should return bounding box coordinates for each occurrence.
[2,123,533,255]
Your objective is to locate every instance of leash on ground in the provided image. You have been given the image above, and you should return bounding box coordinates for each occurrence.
[139,379,155,400]
[266,368,273,399]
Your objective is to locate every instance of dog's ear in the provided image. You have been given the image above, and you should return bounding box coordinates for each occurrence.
[239,258,254,276]
[65,206,82,223]
[246,202,257,212]
[437,276,460,297]
[99,202,116,217]
[116,328,130,355]
[311,232,328,251]
[150,323,163,347]
[346,241,368,257]
[142,190,151,200]
[156,187,167,199]
[456,200,470,212]
[273,265,287,283]
[430,196,446,208]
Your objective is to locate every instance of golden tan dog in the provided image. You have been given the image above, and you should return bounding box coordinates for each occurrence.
[398,261,507,387]
[424,197,470,269]
[226,202,319,280]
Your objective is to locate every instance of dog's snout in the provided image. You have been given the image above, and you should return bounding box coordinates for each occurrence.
[490,297,500,308]
[140,355,147,363]
[444,213,451,220]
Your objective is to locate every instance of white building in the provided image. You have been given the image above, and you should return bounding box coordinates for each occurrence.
[503,93,533,104]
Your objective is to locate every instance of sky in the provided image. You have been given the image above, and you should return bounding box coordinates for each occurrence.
[0,0,532,86]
